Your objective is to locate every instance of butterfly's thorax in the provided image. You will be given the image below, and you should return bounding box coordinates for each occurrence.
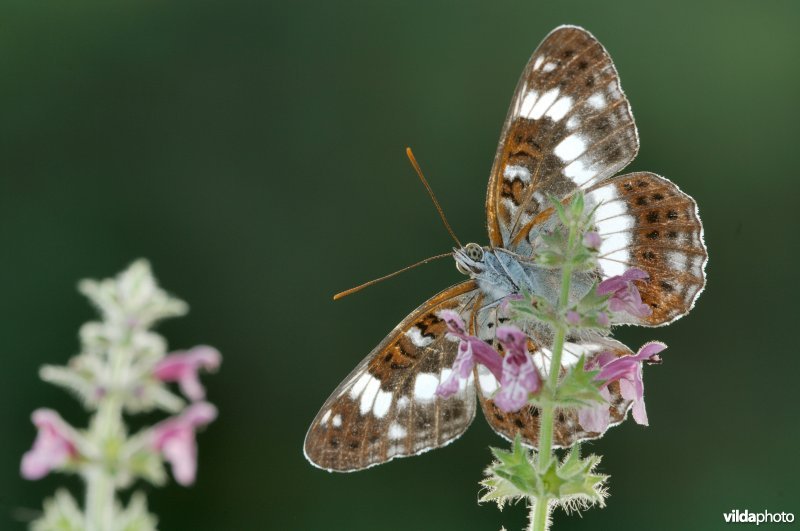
[472,249,534,303]
[463,247,596,309]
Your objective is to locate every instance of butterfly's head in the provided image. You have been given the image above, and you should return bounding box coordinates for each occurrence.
[454,243,487,276]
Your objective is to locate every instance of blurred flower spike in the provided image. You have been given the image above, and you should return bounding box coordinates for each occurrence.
[21,259,221,530]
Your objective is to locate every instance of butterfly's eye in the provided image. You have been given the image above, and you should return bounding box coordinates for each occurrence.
[465,243,484,261]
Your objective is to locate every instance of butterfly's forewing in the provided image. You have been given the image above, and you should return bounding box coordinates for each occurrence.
[586,172,707,326]
[304,281,480,472]
[486,25,639,255]
[485,25,706,325]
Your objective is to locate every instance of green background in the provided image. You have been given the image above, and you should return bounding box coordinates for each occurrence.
[0,1,797,529]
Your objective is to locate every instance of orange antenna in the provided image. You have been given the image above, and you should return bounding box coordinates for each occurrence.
[333,252,452,301]
[406,147,463,248]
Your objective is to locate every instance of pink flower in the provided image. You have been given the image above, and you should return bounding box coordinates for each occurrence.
[151,402,217,485]
[597,341,665,425]
[21,409,79,480]
[493,326,541,412]
[566,310,581,326]
[577,342,666,432]
[578,386,613,433]
[436,310,502,398]
[597,268,652,318]
[583,231,602,250]
[153,346,221,401]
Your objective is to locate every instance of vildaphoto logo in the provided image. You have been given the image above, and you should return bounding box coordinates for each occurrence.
[724,509,795,525]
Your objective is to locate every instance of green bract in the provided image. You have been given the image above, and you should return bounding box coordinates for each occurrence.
[553,356,605,408]
[481,435,608,515]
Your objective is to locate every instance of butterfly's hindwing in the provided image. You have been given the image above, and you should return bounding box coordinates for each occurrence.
[474,315,635,447]
[304,282,479,472]
[587,172,707,326]
[486,25,639,254]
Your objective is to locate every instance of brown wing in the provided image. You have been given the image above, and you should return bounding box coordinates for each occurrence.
[586,172,707,326]
[473,307,635,447]
[485,25,639,256]
[304,281,480,472]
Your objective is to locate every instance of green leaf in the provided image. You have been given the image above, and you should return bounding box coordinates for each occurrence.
[569,191,585,220]
[537,251,565,268]
[489,435,540,494]
[552,447,608,505]
[577,282,609,312]
[540,459,567,496]
[554,356,606,407]
[566,283,613,330]
[584,199,602,223]
[548,193,569,225]
[481,435,543,507]
[536,230,568,268]
[570,249,596,271]
[508,293,557,327]
[480,475,526,508]
[507,290,536,316]
[481,438,609,513]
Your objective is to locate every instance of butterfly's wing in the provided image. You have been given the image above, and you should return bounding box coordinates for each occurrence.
[304,281,480,472]
[485,25,638,254]
[485,25,706,326]
[472,307,634,447]
[586,172,707,326]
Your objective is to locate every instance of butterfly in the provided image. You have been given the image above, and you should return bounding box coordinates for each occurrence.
[304,25,707,472]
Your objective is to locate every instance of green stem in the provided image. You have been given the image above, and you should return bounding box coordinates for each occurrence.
[530,218,578,531]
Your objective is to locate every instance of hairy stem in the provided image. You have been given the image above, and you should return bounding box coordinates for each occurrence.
[530,218,578,531]
[530,495,551,531]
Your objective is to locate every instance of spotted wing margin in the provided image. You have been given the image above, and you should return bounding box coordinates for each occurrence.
[304,281,480,472]
[485,25,638,256]
[473,310,635,448]
[586,172,707,326]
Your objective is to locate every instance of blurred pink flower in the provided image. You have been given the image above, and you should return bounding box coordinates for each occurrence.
[151,402,217,485]
[436,310,502,398]
[21,409,78,480]
[597,268,652,318]
[153,346,221,401]
[493,326,541,412]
